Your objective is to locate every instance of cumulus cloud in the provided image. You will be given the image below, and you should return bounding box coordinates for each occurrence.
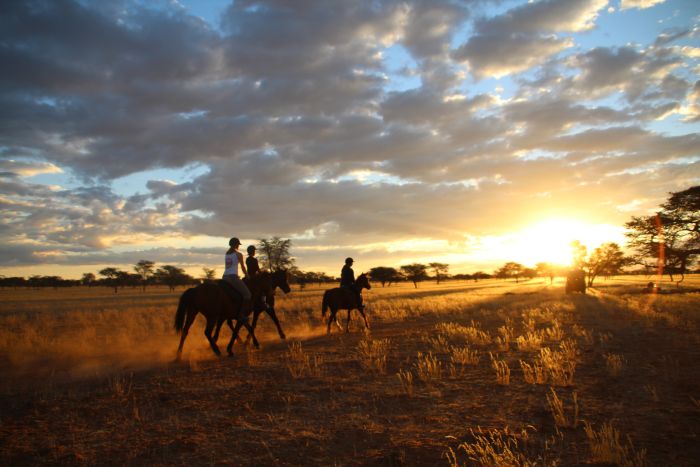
[0,0,698,274]
[453,0,608,79]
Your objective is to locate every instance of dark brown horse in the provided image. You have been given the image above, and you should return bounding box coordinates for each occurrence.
[321,273,371,334]
[174,281,257,360]
[221,269,291,345]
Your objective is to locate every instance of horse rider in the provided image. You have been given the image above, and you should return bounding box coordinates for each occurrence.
[340,257,364,311]
[222,237,252,317]
[246,245,260,277]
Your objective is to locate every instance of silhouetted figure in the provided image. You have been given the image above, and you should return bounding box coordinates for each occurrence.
[246,245,260,277]
[245,244,264,313]
[340,257,363,311]
[222,237,252,316]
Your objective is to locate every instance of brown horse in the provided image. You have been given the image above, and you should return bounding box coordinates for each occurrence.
[321,273,371,334]
[174,281,258,360]
[218,269,291,345]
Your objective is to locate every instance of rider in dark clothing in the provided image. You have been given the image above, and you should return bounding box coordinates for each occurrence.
[245,245,264,311]
[246,245,260,277]
[340,257,363,310]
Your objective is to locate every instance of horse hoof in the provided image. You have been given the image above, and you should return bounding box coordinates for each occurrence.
[280,333,286,340]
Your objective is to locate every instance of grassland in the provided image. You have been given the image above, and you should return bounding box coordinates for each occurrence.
[1,275,699,465]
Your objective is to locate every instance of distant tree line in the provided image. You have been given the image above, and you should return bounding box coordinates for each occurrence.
[0,261,199,292]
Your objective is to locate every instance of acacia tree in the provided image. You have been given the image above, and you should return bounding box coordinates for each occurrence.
[134,260,155,291]
[536,262,558,285]
[495,262,526,283]
[99,267,123,293]
[625,186,700,285]
[369,266,401,287]
[586,243,627,287]
[155,265,191,292]
[81,272,96,287]
[428,262,449,284]
[570,240,588,269]
[400,263,428,288]
[201,267,217,281]
[258,237,295,271]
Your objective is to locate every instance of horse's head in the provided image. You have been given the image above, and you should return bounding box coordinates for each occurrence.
[357,272,371,290]
[272,269,291,294]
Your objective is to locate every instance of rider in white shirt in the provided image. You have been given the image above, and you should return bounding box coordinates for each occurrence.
[222,237,252,316]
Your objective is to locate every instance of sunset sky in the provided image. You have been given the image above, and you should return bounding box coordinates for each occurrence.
[1,0,699,279]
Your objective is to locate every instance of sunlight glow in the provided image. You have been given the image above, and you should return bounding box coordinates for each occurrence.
[498,219,627,267]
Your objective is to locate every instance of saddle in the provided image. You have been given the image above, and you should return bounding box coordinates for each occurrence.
[218,280,242,308]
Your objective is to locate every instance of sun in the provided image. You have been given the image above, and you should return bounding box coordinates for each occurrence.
[501,219,626,267]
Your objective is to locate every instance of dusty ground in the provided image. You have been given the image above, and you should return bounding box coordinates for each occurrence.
[1,278,699,465]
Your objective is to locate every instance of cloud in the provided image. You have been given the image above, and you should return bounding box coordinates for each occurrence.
[1,0,698,274]
[620,0,666,10]
[453,0,608,79]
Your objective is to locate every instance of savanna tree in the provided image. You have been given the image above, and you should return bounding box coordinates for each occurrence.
[400,263,428,288]
[428,262,449,284]
[134,259,155,291]
[625,186,700,285]
[369,266,401,287]
[258,237,296,272]
[586,242,628,287]
[99,267,123,293]
[494,262,526,283]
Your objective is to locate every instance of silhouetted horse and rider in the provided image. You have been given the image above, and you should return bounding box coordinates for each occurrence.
[174,237,290,360]
[322,257,371,334]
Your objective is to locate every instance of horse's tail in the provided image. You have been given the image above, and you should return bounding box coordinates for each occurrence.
[321,290,330,317]
[175,288,195,334]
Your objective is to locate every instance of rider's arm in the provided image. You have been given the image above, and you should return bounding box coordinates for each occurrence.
[238,251,247,277]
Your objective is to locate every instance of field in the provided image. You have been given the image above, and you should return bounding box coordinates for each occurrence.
[1,276,700,465]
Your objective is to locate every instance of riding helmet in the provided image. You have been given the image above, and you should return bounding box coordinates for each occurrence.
[345,257,354,264]
[229,237,241,247]
[247,245,256,254]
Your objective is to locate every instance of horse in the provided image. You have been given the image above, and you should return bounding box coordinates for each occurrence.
[321,273,371,334]
[216,269,291,345]
[174,281,259,360]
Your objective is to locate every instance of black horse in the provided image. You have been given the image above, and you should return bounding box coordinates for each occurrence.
[321,273,371,334]
[174,282,256,360]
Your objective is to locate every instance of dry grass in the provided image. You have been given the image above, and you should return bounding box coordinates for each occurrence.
[356,336,390,374]
[584,421,647,467]
[1,276,699,464]
[546,387,579,428]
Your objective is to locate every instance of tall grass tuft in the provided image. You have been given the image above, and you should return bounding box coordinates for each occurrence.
[604,353,625,377]
[397,368,414,396]
[546,387,579,428]
[490,353,510,386]
[414,352,442,383]
[445,427,536,467]
[357,337,390,374]
[584,421,647,467]
[286,341,323,378]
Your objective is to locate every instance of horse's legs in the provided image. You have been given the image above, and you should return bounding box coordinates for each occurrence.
[358,307,370,330]
[242,320,260,349]
[345,309,352,333]
[227,319,245,356]
[204,318,221,357]
[266,306,286,339]
[176,309,197,361]
[245,309,262,345]
[326,308,335,334]
[213,317,225,343]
